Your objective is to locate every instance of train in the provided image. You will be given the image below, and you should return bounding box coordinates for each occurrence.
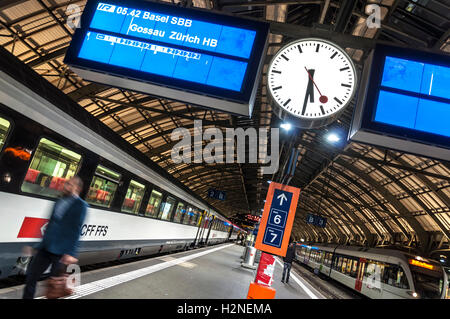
[295,243,449,299]
[0,66,245,280]
[430,248,450,298]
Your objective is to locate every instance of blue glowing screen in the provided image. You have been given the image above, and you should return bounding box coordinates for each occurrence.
[76,2,259,92]
[374,56,450,138]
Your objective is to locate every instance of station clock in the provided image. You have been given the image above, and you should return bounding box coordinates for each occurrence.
[268,38,357,129]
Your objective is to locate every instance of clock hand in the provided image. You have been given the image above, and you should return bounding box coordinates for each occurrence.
[304,67,328,104]
[302,69,315,116]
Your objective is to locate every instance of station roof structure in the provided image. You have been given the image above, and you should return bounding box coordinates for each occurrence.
[0,0,449,252]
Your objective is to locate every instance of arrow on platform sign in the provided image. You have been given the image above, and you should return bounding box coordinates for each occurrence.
[277,193,287,206]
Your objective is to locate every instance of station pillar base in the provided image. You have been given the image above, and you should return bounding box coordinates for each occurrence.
[246,282,276,299]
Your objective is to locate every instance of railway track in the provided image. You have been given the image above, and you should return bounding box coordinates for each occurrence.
[292,261,365,299]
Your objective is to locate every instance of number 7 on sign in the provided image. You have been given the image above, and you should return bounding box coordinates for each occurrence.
[270,232,278,243]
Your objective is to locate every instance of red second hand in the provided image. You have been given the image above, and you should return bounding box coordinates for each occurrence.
[304,67,328,104]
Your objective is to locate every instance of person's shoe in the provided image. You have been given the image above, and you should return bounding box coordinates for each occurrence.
[281,280,284,283]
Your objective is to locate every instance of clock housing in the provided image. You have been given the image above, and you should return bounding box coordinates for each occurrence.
[268,38,358,129]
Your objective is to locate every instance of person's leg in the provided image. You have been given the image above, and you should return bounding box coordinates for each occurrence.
[282,262,287,282]
[22,249,52,299]
[49,253,64,278]
[285,263,292,283]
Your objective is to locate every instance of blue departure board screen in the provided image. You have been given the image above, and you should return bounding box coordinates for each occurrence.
[374,56,450,138]
[78,31,249,91]
[64,0,269,115]
[350,44,450,160]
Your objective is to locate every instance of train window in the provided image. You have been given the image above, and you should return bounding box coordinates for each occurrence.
[190,209,201,226]
[204,215,211,229]
[337,256,343,272]
[173,202,185,223]
[383,265,409,289]
[315,251,321,263]
[86,165,120,208]
[195,210,204,227]
[397,268,409,289]
[411,266,443,298]
[183,207,194,225]
[341,258,348,274]
[300,247,306,257]
[365,260,385,283]
[326,253,333,267]
[145,189,163,218]
[122,180,145,214]
[346,259,353,274]
[334,256,341,270]
[351,259,358,278]
[365,261,376,278]
[159,196,176,221]
[0,116,11,152]
[21,138,82,198]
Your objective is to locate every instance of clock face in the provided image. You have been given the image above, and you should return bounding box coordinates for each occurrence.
[268,38,357,127]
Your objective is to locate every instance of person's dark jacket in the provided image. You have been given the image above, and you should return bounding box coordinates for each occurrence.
[283,244,296,263]
[38,196,88,257]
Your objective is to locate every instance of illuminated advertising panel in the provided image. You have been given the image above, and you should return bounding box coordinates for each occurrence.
[349,44,450,160]
[64,0,269,117]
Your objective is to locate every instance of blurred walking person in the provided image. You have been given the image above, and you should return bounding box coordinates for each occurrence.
[281,242,296,283]
[22,176,87,299]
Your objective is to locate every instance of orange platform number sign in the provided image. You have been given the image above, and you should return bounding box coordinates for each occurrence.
[254,182,300,257]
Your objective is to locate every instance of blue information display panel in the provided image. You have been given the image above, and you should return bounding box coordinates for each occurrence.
[349,44,450,161]
[64,0,269,117]
[262,189,293,248]
[207,188,226,201]
[375,56,450,138]
[306,213,327,228]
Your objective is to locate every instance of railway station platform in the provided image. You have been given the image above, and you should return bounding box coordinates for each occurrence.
[0,243,324,300]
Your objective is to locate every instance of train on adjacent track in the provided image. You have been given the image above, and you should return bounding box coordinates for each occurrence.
[295,243,449,299]
[0,69,244,280]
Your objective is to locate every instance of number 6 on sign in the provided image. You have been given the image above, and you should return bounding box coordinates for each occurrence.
[274,215,281,225]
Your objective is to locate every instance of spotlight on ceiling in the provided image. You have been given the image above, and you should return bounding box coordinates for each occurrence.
[326,133,341,143]
[280,122,292,131]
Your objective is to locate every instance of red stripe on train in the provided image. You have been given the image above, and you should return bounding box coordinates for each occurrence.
[17,217,49,238]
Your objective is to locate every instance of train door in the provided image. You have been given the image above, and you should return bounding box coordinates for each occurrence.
[227,225,233,241]
[199,212,210,245]
[355,258,366,292]
[197,212,206,245]
[205,216,215,245]
[193,210,205,247]
[200,213,211,244]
